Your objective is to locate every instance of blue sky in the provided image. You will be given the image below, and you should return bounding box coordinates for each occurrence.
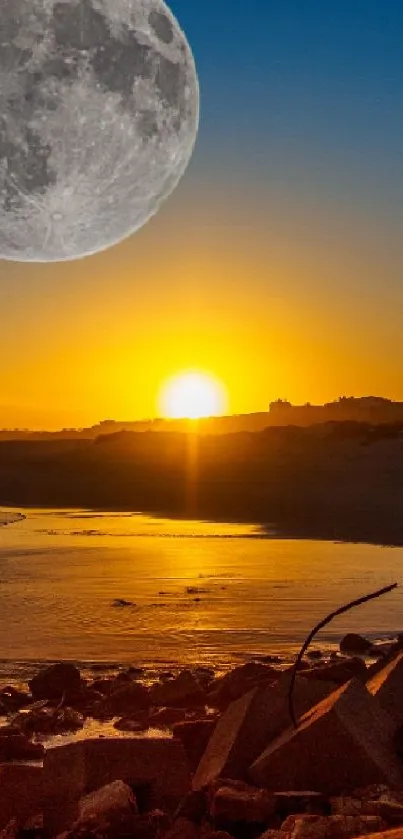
[171,0,403,208]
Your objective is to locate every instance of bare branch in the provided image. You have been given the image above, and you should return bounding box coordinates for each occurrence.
[288,582,398,728]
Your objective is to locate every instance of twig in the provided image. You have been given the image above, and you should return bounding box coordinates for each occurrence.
[53,690,66,716]
[288,582,398,729]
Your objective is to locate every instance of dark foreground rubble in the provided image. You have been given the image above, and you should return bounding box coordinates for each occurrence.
[2,640,403,839]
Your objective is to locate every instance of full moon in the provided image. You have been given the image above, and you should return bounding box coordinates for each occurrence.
[0,0,199,262]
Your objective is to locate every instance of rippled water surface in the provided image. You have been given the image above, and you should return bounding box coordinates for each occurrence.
[1,508,403,680]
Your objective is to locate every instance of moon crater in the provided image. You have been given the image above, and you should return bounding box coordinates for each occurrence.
[0,0,199,261]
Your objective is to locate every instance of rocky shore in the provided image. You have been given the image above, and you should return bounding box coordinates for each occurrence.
[2,633,403,839]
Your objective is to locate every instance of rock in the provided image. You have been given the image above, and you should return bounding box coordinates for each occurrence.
[150,671,207,709]
[71,686,105,713]
[193,667,216,687]
[300,658,367,685]
[274,792,329,818]
[331,799,370,817]
[208,663,279,706]
[172,720,217,772]
[370,644,395,660]
[280,814,385,839]
[340,634,374,655]
[175,791,208,824]
[331,799,403,825]
[90,678,116,695]
[145,809,172,835]
[114,671,133,685]
[0,688,32,713]
[0,821,18,839]
[374,801,403,826]
[203,833,236,839]
[258,832,285,839]
[0,732,44,761]
[43,736,190,836]
[0,763,44,830]
[126,666,145,677]
[29,663,82,701]
[21,813,43,834]
[14,705,84,735]
[347,832,403,839]
[75,780,139,835]
[367,653,403,727]
[258,655,283,664]
[163,817,199,839]
[92,682,151,718]
[149,707,187,727]
[193,673,336,789]
[211,784,275,825]
[113,716,149,733]
[249,679,403,794]
[112,599,135,607]
[352,787,401,803]
[65,812,162,839]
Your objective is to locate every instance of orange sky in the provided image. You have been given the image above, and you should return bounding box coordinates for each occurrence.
[1,174,403,430]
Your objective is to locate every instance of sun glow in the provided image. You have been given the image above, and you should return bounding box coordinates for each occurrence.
[159,371,227,419]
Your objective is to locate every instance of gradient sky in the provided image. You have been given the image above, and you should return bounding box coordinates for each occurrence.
[1,0,403,428]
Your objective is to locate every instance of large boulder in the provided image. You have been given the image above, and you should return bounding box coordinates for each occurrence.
[74,780,139,837]
[274,792,329,818]
[340,634,374,655]
[0,687,32,713]
[29,663,82,701]
[300,658,367,685]
[0,732,44,761]
[208,663,279,706]
[150,671,206,708]
[249,679,403,794]
[211,784,275,827]
[172,719,217,771]
[13,704,84,735]
[193,672,336,789]
[91,682,151,718]
[149,707,188,727]
[367,653,403,728]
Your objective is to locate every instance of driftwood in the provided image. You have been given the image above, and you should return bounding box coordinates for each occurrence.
[288,582,398,728]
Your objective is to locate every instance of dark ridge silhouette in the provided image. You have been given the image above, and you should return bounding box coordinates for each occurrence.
[1,420,403,546]
[1,396,403,441]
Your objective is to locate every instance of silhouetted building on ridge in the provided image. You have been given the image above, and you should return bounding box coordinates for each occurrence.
[268,396,403,426]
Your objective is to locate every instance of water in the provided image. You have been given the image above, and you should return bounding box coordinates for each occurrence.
[1,508,403,683]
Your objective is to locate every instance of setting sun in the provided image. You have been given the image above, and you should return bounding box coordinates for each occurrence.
[159,372,228,419]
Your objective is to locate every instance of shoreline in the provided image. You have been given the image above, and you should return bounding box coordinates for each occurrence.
[2,503,403,549]
[0,630,399,691]
[0,634,399,749]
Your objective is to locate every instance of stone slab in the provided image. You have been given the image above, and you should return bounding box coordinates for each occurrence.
[193,672,336,789]
[249,679,403,794]
[43,735,190,835]
[0,762,44,830]
[367,653,403,727]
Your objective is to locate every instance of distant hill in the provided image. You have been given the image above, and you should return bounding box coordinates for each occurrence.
[1,396,403,440]
[1,419,403,545]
